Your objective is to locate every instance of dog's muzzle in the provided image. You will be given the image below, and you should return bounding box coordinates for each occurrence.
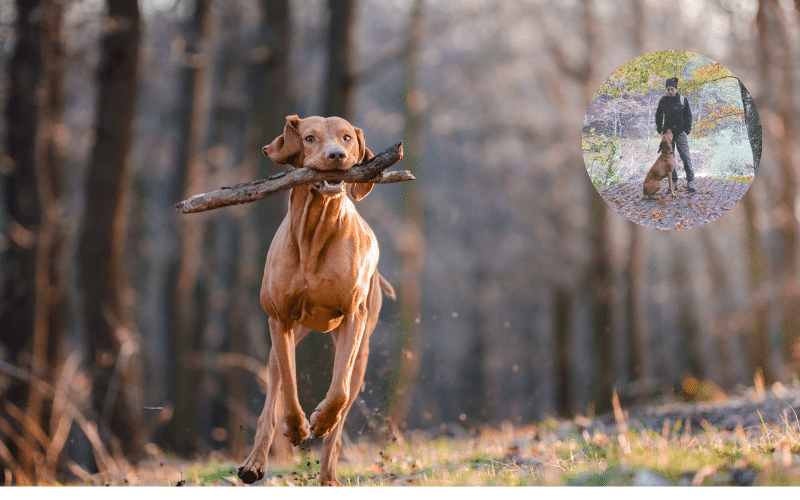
[313,179,345,196]
[311,147,350,195]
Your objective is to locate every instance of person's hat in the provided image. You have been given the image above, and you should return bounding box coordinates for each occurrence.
[666,77,678,89]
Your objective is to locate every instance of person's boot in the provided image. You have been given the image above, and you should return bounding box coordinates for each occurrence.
[687,179,696,192]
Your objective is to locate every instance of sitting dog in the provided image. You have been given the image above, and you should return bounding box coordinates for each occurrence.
[641,129,676,200]
[238,115,395,486]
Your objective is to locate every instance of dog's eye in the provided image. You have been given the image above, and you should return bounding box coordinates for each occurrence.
[305,135,315,143]
[342,134,351,142]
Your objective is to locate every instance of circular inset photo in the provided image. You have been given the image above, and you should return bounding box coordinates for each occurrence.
[582,50,761,231]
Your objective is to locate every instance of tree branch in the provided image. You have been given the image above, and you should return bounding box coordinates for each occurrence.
[175,141,411,214]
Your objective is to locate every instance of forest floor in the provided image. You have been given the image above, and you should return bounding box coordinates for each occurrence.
[599,177,751,230]
[60,381,800,486]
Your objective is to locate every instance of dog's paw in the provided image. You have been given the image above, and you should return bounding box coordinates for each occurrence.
[318,476,344,486]
[238,449,268,485]
[309,399,344,439]
[283,413,310,445]
[238,465,265,484]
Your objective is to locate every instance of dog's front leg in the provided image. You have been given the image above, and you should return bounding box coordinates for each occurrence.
[238,347,281,484]
[238,326,310,484]
[667,170,675,196]
[269,317,310,445]
[310,313,368,439]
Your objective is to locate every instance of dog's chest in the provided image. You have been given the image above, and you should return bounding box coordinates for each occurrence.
[261,192,379,327]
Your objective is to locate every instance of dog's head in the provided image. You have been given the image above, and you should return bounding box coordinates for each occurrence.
[659,129,673,155]
[263,115,374,200]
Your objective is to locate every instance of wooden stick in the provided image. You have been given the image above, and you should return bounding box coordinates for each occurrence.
[175,141,411,214]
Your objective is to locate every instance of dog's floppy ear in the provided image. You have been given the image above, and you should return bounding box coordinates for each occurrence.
[349,127,374,200]
[353,127,373,164]
[263,115,304,168]
[349,182,373,201]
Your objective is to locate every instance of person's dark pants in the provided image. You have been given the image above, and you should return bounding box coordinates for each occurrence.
[671,131,694,183]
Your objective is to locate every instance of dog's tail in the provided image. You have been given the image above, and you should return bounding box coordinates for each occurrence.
[378,273,396,301]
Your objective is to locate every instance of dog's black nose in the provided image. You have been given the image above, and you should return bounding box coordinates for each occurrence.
[325,147,347,161]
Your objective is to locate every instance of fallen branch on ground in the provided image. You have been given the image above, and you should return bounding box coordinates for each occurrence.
[175,142,410,214]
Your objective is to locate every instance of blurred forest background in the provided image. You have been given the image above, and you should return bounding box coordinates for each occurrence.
[1,0,800,486]
[584,51,761,189]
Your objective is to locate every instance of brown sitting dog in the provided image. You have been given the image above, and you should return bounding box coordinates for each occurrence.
[641,129,676,200]
[238,115,395,486]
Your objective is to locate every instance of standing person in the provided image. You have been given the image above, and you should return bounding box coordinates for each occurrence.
[656,77,695,192]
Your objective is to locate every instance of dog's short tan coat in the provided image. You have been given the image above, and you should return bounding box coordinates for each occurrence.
[238,115,394,486]
[642,129,676,200]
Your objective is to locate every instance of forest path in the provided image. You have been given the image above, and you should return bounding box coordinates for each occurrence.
[599,178,752,230]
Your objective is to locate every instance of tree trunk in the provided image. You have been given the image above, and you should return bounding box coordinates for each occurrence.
[624,0,650,404]
[576,0,614,414]
[624,226,651,401]
[76,0,143,460]
[553,287,574,415]
[387,0,426,428]
[323,0,357,118]
[699,230,735,388]
[756,0,800,379]
[588,193,614,413]
[205,0,247,459]
[28,0,67,474]
[247,0,292,164]
[166,0,214,456]
[738,80,761,172]
[744,194,772,383]
[2,0,44,409]
[673,244,704,380]
[1,0,66,482]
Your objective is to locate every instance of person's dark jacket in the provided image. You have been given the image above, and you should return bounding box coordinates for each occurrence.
[656,94,692,135]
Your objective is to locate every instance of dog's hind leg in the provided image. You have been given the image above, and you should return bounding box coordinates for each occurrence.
[317,330,370,485]
[317,273,382,485]
[309,311,369,440]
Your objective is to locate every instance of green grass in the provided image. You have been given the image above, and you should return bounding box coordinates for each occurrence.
[50,397,800,486]
[179,419,797,486]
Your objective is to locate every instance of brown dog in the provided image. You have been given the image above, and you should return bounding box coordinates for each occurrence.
[641,129,676,200]
[238,115,395,486]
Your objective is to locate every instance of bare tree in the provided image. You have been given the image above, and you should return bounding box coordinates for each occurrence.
[624,227,651,401]
[744,193,772,383]
[165,0,214,456]
[738,81,761,172]
[323,0,358,118]
[2,0,44,409]
[553,287,574,415]
[76,0,143,459]
[1,0,67,481]
[27,0,67,474]
[549,0,614,413]
[622,0,650,403]
[756,0,800,379]
[387,0,426,428]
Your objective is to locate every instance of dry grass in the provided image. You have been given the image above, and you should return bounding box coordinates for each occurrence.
[5,366,800,486]
[98,404,800,487]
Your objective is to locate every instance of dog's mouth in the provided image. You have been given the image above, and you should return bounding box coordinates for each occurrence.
[312,179,346,196]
